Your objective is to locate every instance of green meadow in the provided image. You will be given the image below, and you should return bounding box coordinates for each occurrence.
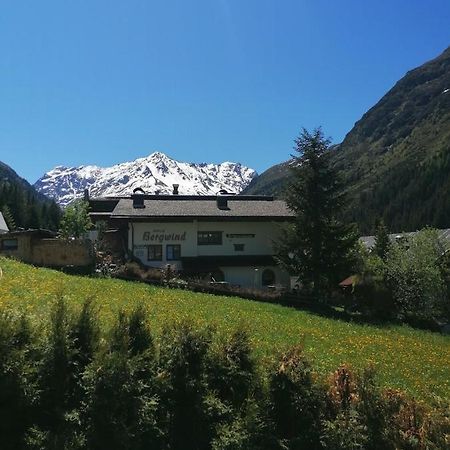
[0,257,448,402]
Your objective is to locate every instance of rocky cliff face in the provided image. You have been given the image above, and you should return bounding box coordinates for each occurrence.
[34,152,257,206]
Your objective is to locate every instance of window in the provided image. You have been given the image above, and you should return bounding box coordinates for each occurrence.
[166,244,181,260]
[197,231,222,245]
[1,239,18,251]
[234,243,245,251]
[148,245,162,261]
[262,269,276,286]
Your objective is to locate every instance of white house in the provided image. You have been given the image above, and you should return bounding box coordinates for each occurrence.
[89,189,294,289]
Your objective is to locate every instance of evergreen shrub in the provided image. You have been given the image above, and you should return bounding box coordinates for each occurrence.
[0,300,448,449]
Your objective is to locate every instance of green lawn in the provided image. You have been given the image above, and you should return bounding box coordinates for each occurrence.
[0,257,449,401]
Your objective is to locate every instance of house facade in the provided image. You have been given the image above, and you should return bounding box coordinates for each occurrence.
[89,191,294,289]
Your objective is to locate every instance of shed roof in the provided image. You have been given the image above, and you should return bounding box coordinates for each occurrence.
[1,229,57,238]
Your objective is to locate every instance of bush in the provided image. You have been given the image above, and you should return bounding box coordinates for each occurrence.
[206,328,264,449]
[422,397,450,450]
[353,270,395,320]
[82,307,161,450]
[357,366,396,450]
[69,298,100,408]
[59,200,92,239]
[115,262,163,282]
[321,410,368,450]
[0,312,37,450]
[354,228,449,326]
[321,367,369,449]
[385,229,448,323]
[207,327,257,408]
[158,321,213,450]
[378,390,450,450]
[268,346,325,449]
[35,298,78,448]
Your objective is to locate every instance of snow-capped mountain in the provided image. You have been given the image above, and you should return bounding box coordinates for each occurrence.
[34,152,257,206]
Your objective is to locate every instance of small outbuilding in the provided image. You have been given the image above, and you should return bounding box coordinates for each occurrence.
[0,229,94,272]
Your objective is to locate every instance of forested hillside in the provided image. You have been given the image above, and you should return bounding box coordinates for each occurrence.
[333,46,450,233]
[243,46,450,233]
[242,160,289,197]
[0,161,61,230]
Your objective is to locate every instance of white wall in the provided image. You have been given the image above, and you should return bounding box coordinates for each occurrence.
[197,221,281,256]
[130,221,284,257]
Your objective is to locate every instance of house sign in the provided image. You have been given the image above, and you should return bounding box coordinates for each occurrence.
[143,231,187,243]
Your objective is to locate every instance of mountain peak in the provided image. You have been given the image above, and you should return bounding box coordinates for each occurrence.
[148,151,170,160]
[34,152,257,206]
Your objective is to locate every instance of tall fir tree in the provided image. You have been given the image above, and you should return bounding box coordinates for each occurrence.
[276,128,359,297]
[9,187,27,229]
[373,219,391,260]
[28,200,42,229]
[47,201,62,231]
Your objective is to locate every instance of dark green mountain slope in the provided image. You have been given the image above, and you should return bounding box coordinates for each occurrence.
[241,160,290,197]
[333,46,450,233]
[0,161,61,230]
[243,46,450,233]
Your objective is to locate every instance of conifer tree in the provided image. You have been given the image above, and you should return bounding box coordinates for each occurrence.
[373,219,391,260]
[276,128,358,297]
[9,187,26,228]
[28,201,42,229]
[47,201,62,231]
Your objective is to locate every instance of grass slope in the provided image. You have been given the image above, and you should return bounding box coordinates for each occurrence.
[0,257,448,401]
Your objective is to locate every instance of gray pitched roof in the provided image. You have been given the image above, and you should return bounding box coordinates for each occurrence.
[0,212,9,233]
[360,228,450,248]
[110,196,293,220]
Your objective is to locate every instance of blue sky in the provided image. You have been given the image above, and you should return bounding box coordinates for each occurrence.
[0,0,449,183]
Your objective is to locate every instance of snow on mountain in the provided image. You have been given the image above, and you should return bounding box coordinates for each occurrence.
[34,152,258,206]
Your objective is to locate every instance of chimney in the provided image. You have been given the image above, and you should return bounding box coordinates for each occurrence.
[172,184,179,195]
[217,196,229,210]
[83,189,90,202]
[132,187,145,209]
